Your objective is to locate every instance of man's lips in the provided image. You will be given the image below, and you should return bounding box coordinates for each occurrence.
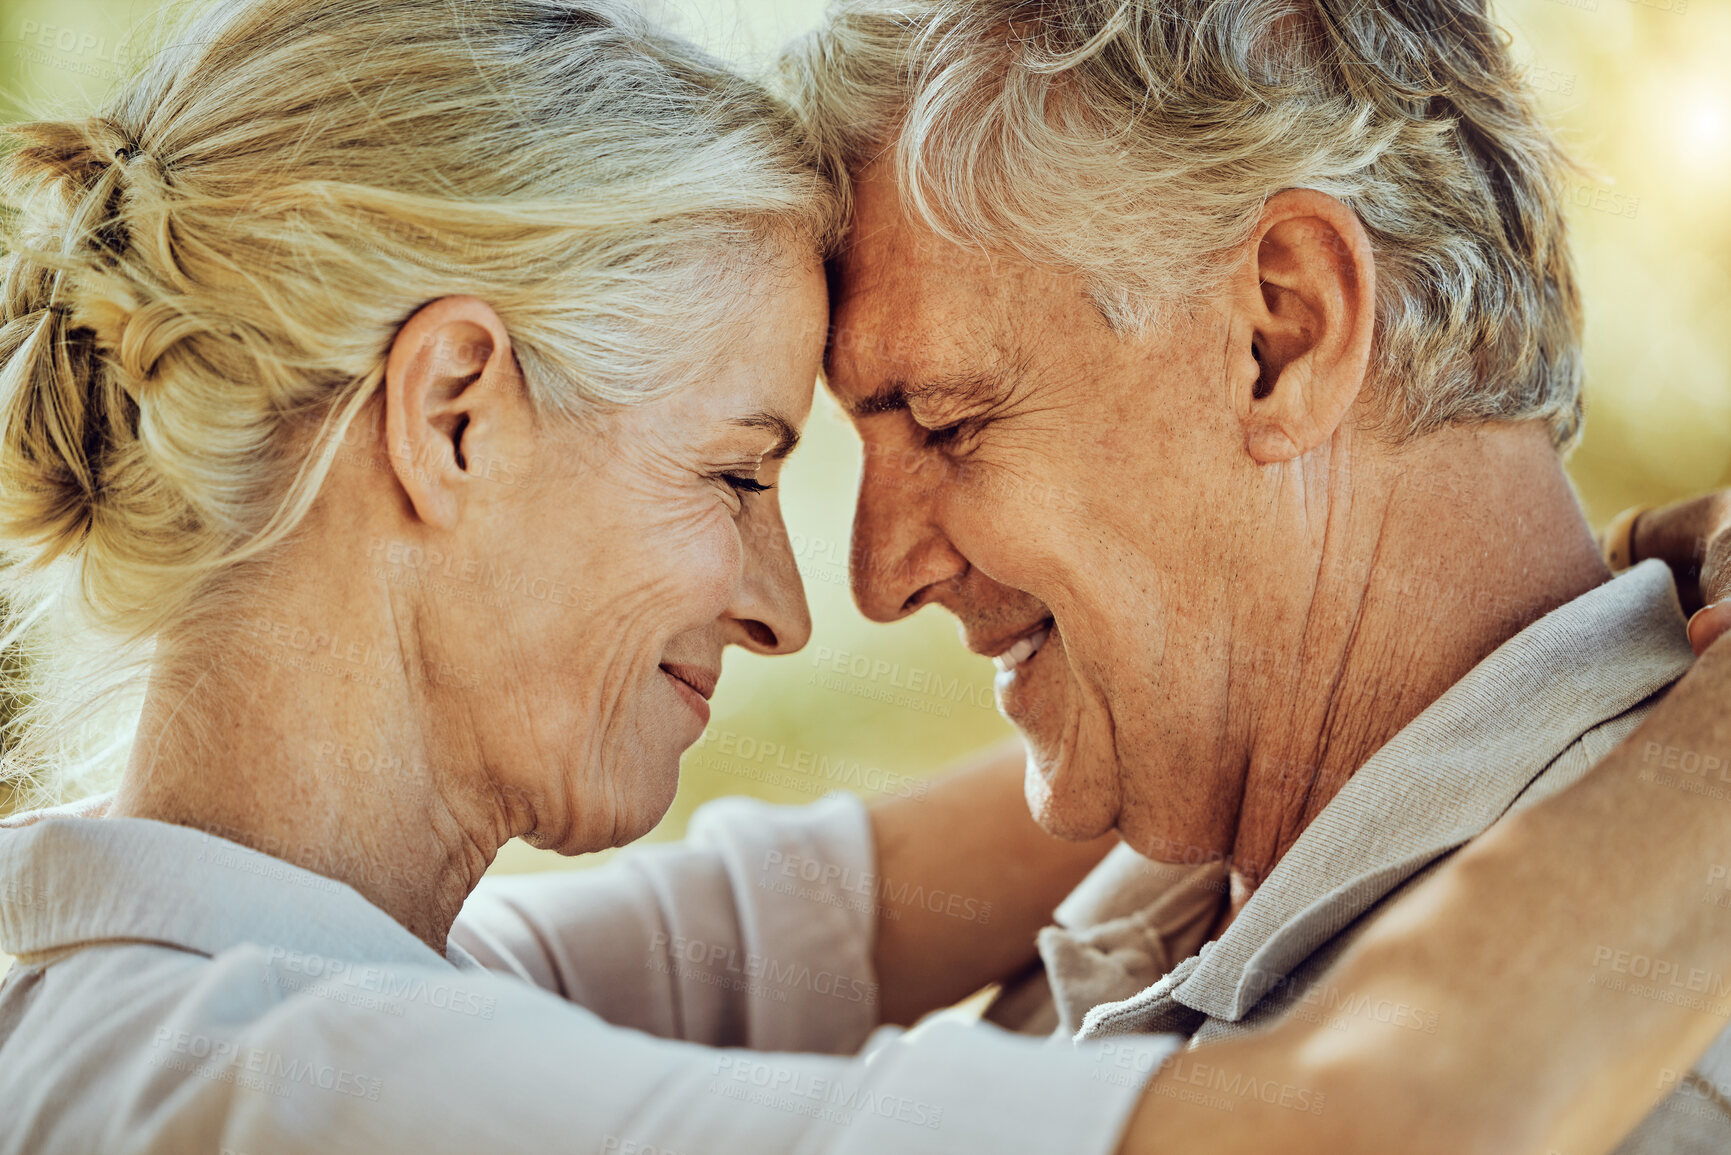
[660,662,717,724]
[972,616,1056,673]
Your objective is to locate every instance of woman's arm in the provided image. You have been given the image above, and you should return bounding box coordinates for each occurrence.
[454,741,1113,1045]
[1625,493,1731,650]
[868,740,1115,1025]
[1118,491,1731,1154]
[452,793,884,1054]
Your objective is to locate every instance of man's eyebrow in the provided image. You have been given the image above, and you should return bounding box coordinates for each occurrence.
[843,371,1006,420]
[730,411,801,460]
[847,382,908,419]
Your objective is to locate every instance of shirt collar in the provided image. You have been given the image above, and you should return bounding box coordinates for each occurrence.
[1068,560,1693,1032]
[0,800,459,972]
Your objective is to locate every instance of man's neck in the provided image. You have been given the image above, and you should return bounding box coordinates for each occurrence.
[1222,421,1609,897]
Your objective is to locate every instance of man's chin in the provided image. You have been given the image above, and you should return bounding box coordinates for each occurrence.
[1019,734,1122,842]
[1000,626,1122,839]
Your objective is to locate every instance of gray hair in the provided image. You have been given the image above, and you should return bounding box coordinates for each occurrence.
[780,0,1584,448]
[0,0,841,800]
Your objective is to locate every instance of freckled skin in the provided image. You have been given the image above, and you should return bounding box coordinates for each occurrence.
[830,171,1244,858]
[827,165,1608,902]
[462,263,827,855]
[111,253,828,948]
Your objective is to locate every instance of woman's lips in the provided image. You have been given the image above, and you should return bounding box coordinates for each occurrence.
[660,663,715,726]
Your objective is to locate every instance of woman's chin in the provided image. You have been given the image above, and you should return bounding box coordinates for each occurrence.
[605,752,683,849]
[526,749,681,855]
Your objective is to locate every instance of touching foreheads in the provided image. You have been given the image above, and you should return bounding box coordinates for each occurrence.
[780,0,1584,449]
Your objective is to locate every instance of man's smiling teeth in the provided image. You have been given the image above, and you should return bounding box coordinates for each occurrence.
[993,626,1050,673]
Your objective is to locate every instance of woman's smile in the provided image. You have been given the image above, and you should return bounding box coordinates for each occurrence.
[659,661,718,727]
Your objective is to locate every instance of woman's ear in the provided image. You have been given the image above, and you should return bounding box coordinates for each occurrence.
[382,296,527,530]
[1227,189,1376,464]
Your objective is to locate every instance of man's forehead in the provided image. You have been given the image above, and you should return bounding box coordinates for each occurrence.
[824,263,986,406]
[827,234,1006,396]
[829,209,928,323]
[832,163,1018,306]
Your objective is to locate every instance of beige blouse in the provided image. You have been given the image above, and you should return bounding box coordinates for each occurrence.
[0,790,1175,1154]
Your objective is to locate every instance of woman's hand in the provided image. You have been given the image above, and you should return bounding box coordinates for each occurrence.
[1624,492,1731,653]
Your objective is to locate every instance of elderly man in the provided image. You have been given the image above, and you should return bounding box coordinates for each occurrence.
[783,0,1727,1146]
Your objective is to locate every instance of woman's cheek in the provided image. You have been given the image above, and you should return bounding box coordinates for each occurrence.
[673,507,744,619]
[647,502,740,623]
[596,497,739,624]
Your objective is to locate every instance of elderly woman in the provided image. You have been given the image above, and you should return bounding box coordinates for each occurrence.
[0,2,1159,1151]
[2,0,1731,1153]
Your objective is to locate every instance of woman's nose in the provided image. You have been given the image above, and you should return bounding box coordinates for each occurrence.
[725,510,812,655]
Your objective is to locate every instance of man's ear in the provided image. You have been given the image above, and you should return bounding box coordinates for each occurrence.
[383,296,526,530]
[1227,189,1376,464]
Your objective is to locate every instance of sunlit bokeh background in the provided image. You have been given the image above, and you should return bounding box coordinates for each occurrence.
[0,0,1725,904]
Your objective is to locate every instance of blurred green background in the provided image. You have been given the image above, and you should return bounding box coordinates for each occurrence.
[0,0,1725,895]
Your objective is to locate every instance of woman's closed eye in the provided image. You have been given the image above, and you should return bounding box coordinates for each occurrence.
[713,471,774,513]
[722,473,773,495]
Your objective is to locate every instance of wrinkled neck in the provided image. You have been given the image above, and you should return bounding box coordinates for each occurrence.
[1223,422,1608,894]
[108,558,520,954]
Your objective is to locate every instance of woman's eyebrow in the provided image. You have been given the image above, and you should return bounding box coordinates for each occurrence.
[729,411,801,459]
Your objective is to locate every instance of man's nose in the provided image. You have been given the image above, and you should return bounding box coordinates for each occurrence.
[849,436,969,622]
